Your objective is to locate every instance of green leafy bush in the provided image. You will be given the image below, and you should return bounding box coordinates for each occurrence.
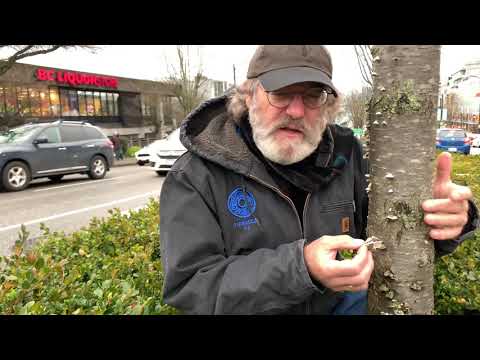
[0,152,478,315]
[0,199,179,315]
[434,152,480,314]
[126,146,141,158]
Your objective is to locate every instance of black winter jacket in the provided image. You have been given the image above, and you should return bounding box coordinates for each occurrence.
[159,95,478,314]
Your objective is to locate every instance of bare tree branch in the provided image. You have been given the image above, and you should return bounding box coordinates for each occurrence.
[0,45,99,77]
[354,45,373,87]
[343,87,373,128]
[163,45,208,119]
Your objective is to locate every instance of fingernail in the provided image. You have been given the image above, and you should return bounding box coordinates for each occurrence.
[353,238,365,246]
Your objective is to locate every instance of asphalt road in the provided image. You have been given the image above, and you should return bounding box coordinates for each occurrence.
[0,164,164,256]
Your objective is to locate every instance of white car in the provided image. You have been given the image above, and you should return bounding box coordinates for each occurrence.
[149,128,187,175]
[135,139,167,166]
[470,136,480,155]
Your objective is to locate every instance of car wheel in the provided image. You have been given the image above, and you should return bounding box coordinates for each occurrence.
[48,175,64,183]
[137,161,145,166]
[2,161,31,192]
[156,170,166,176]
[88,156,107,179]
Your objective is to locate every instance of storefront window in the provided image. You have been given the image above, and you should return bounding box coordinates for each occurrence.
[163,96,174,126]
[16,87,30,116]
[93,91,102,116]
[49,88,60,116]
[78,91,86,116]
[39,88,50,116]
[113,93,119,116]
[60,88,70,116]
[5,87,17,114]
[85,91,95,116]
[29,88,42,116]
[100,92,108,116]
[107,93,114,116]
[68,90,79,116]
[142,94,154,116]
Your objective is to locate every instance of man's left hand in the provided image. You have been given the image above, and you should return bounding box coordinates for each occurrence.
[422,152,473,241]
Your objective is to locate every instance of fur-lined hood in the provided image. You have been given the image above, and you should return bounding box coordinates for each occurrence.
[179,95,261,177]
[179,94,355,183]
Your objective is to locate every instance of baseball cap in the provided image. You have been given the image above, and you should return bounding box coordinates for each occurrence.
[247,45,338,96]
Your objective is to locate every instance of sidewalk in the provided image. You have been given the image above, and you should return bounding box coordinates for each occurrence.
[112,157,138,167]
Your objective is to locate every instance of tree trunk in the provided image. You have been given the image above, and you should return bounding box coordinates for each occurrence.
[367,46,440,315]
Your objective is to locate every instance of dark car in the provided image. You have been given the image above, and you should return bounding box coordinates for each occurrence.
[436,128,471,155]
[0,120,114,192]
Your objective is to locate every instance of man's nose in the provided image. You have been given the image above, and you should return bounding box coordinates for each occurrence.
[285,94,305,119]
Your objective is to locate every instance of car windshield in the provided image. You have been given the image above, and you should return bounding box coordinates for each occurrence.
[438,130,465,138]
[0,126,39,144]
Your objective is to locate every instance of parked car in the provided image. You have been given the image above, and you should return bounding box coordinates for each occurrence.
[135,139,167,166]
[149,128,187,175]
[436,128,471,155]
[470,135,480,155]
[0,120,114,192]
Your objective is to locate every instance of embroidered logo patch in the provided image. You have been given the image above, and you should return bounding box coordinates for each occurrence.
[227,187,256,218]
[227,187,258,231]
[341,217,350,233]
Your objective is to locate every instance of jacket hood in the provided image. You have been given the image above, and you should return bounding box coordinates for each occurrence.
[180,95,257,176]
[180,94,354,183]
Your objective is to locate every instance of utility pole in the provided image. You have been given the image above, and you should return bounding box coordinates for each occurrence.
[440,91,444,125]
[233,64,236,86]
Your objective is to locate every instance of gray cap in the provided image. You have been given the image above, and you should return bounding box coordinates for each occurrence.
[247,45,338,96]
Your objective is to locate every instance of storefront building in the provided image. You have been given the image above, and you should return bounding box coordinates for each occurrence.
[0,62,177,143]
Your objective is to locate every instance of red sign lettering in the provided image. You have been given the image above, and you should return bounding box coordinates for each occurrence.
[36,68,55,81]
[35,68,118,89]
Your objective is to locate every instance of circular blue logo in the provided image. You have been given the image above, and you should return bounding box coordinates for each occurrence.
[227,187,256,218]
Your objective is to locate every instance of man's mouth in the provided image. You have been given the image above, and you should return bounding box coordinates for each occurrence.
[278,126,304,135]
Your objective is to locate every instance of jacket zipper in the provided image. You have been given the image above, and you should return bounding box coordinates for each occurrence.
[248,174,303,237]
[248,174,313,315]
[303,193,312,315]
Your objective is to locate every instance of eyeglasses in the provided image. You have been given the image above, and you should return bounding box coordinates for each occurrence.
[265,87,333,109]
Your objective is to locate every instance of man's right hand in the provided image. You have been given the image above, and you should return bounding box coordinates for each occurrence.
[303,235,374,292]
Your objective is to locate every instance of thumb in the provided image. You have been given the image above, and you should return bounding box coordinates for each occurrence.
[323,235,365,251]
[434,152,452,186]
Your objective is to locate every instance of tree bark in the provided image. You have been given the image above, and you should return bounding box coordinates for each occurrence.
[367,46,440,315]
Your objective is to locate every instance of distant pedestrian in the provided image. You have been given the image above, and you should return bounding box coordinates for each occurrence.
[112,132,124,160]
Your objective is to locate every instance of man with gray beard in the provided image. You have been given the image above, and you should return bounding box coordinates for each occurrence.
[159,45,478,314]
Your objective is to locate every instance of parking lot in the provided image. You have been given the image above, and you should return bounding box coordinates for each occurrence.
[0,164,164,256]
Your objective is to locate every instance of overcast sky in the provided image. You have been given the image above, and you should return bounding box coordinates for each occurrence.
[3,45,480,94]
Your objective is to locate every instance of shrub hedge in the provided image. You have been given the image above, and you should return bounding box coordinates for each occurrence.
[0,153,478,314]
[126,146,141,158]
[433,153,480,314]
[0,199,178,315]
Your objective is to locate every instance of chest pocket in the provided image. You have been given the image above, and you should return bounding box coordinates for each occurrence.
[308,200,357,240]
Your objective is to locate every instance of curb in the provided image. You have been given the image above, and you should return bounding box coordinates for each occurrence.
[112,159,138,167]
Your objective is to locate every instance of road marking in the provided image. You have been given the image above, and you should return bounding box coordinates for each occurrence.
[33,178,116,192]
[0,191,160,233]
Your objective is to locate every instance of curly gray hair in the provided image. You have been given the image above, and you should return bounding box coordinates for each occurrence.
[226,78,343,124]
